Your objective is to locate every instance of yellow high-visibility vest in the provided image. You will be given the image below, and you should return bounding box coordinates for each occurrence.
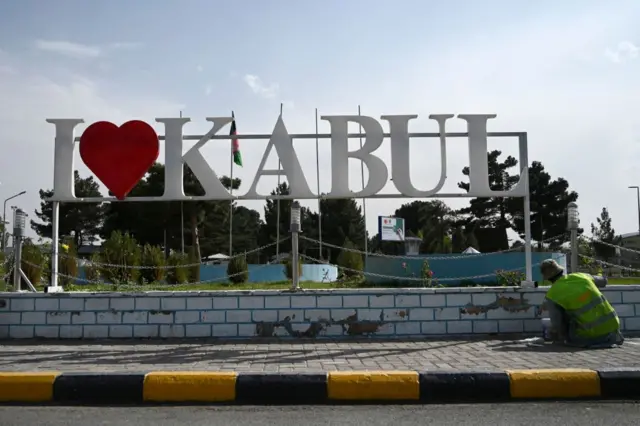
[546,273,619,338]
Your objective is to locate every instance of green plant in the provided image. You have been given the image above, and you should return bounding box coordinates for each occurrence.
[227,255,249,284]
[58,238,78,288]
[337,239,364,279]
[188,247,200,283]
[167,252,190,284]
[141,244,166,283]
[579,255,603,276]
[420,259,436,287]
[99,231,141,284]
[0,251,5,285]
[85,252,101,283]
[496,269,525,287]
[283,257,303,280]
[21,240,47,286]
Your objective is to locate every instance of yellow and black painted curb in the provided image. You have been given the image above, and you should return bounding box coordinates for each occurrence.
[0,369,638,404]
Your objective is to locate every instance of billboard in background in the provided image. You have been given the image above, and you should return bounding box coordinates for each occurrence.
[379,216,405,242]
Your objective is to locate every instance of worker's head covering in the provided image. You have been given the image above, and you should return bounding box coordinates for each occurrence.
[540,259,564,281]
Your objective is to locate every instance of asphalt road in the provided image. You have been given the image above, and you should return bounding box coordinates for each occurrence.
[0,403,637,425]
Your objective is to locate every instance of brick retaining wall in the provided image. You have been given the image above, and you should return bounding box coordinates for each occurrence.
[1,286,639,339]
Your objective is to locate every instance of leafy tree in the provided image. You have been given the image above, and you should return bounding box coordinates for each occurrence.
[591,207,618,262]
[318,199,367,264]
[225,206,262,262]
[510,161,579,249]
[368,232,404,256]
[31,171,105,247]
[386,200,459,254]
[0,218,7,250]
[100,163,255,264]
[336,238,364,278]
[259,182,293,261]
[458,150,519,229]
[85,252,101,282]
[451,225,479,253]
[21,239,47,287]
[417,201,454,253]
[99,231,141,284]
[258,182,321,262]
[58,238,79,288]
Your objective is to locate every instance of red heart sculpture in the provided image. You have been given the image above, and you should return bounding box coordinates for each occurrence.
[79,120,159,200]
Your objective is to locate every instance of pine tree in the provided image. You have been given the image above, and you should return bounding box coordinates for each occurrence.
[510,161,578,249]
[457,150,519,229]
[31,171,105,247]
[591,207,618,262]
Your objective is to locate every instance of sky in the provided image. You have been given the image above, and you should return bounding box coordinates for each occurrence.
[0,0,639,244]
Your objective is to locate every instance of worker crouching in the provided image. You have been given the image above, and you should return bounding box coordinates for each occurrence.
[540,259,624,348]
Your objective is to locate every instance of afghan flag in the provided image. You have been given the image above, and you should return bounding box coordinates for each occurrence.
[231,112,242,167]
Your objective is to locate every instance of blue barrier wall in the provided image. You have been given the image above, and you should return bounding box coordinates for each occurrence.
[198,264,339,283]
[74,253,564,285]
[76,263,339,284]
[364,252,567,285]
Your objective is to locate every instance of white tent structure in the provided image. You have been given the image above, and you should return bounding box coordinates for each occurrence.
[203,253,230,263]
[462,247,481,254]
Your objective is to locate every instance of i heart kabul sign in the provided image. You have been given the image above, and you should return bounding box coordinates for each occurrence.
[48,113,530,203]
[79,120,159,200]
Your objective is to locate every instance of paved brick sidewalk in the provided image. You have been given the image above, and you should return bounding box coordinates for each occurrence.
[1,338,639,372]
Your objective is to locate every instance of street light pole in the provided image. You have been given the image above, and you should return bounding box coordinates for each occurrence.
[629,186,640,234]
[567,202,579,273]
[2,191,26,252]
[290,201,302,291]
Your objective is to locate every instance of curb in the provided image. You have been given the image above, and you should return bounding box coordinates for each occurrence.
[0,369,639,404]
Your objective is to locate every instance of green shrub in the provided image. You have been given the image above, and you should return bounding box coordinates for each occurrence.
[141,244,166,283]
[496,269,525,287]
[284,256,303,279]
[99,231,141,284]
[336,239,363,278]
[167,252,190,284]
[21,240,47,286]
[85,252,101,283]
[59,239,78,288]
[227,255,249,284]
[189,247,200,283]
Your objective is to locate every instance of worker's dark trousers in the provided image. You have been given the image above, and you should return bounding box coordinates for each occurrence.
[547,302,624,348]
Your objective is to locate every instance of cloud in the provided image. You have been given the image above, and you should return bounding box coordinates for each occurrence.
[196,65,204,72]
[34,40,143,59]
[204,84,213,96]
[605,41,638,63]
[243,74,279,99]
[0,50,183,238]
[107,42,144,50]
[35,40,102,58]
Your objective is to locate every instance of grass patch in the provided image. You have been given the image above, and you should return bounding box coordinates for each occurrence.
[607,277,640,285]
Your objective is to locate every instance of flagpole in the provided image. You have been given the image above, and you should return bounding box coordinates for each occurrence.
[276,103,283,260]
[358,105,368,269]
[315,107,322,260]
[180,110,185,255]
[229,111,235,257]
